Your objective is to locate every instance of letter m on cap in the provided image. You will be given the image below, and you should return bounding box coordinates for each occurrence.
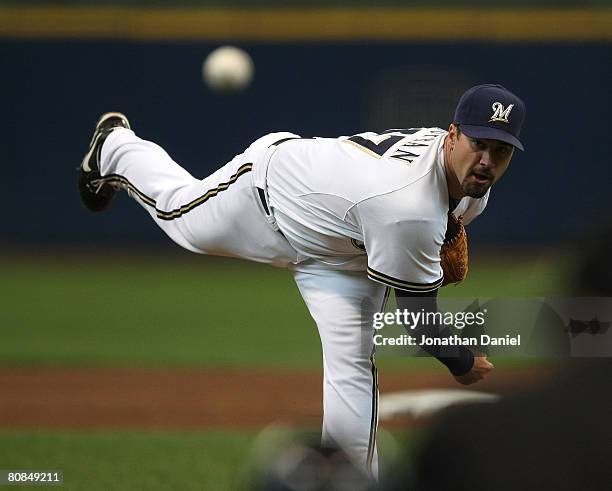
[489,102,514,123]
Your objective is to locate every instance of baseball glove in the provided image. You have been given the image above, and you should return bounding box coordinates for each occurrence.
[440,212,468,286]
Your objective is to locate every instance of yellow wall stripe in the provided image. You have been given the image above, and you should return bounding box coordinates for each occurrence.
[0,7,611,42]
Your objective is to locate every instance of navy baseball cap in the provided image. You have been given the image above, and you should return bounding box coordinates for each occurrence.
[454,84,526,151]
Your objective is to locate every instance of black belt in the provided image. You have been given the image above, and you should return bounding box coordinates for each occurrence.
[257,187,271,215]
[256,136,302,215]
[256,186,286,239]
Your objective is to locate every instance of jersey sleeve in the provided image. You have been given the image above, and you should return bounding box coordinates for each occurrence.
[354,192,445,293]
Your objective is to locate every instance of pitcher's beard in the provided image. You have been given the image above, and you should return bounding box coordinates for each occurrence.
[461,180,490,198]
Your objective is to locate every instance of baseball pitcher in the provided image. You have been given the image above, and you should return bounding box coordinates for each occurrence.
[77,84,525,478]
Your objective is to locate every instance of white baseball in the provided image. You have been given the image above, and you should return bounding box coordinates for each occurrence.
[202,46,254,93]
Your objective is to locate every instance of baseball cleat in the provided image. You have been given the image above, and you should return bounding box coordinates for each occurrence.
[78,112,131,212]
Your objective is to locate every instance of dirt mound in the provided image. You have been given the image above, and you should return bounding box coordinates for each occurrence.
[0,367,554,429]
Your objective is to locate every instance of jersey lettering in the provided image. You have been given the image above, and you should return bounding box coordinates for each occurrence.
[346,128,445,164]
[346,134,403,158]
[389,128,446,164]
[390,148,420,164]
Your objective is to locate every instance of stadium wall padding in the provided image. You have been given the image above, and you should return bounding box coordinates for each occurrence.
[2,41,610,245]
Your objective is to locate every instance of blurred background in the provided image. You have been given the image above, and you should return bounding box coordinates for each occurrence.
[0,0,610,489]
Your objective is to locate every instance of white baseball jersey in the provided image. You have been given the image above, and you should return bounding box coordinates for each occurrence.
[266,128,489,293]
[98,125,489,476]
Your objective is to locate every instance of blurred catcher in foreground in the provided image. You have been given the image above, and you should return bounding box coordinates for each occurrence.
[77,84,525,479]
[404,223,612,491]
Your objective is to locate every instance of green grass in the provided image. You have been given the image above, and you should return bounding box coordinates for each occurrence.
[0,430,256,490]
[0,251,568,368]
[441,251,567,298]
[0,252,568,491]
[0,428,416,490]
[0,254,321,367]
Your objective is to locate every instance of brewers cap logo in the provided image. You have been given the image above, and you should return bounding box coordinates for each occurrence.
[489,102,514,123]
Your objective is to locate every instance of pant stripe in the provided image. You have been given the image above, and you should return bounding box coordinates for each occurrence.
[366,354,379,474]
[365,287,387,475]
[95,163,253,220]
[381,286,391,311]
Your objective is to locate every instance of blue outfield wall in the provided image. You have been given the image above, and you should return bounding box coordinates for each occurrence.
[1,41,610,246]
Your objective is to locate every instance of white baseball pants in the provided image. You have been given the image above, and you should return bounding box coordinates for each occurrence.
[291,260,388,477]
[99,128,299,266]
[99,128,388,477]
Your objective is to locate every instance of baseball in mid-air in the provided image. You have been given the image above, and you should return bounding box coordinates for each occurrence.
[202,46,254,93]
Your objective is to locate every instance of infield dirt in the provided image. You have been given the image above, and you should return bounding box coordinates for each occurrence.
[0,367,555,429]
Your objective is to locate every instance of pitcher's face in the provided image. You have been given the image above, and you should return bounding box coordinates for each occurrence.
[449,126,514,198]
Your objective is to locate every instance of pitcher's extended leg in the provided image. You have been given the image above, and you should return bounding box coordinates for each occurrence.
[87,121,297,265]
[291,260,388,478]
